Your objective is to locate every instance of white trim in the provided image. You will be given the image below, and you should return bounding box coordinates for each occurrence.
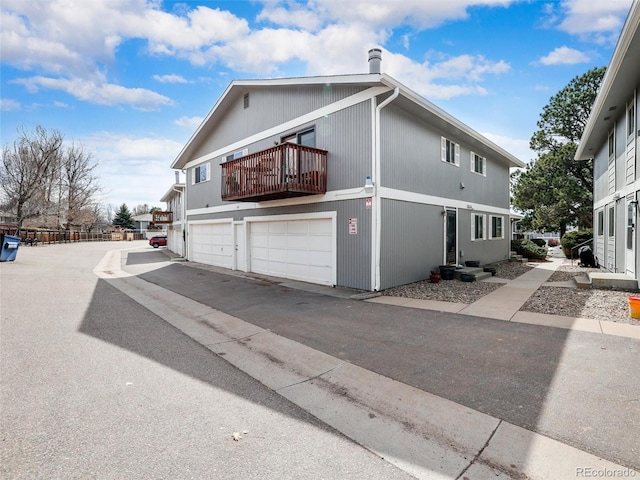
[182,86,390,170]
[244,211,336,223]
[188,218,235,226]
[185,186,512,218]
[471,213,486,241]
[489,215,504,240]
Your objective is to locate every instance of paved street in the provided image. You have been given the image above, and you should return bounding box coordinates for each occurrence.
[1,242,412,480]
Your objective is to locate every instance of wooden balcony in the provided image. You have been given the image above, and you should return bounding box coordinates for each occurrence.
[221,143,327,202]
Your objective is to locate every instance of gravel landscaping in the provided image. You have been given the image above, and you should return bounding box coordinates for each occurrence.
[383,259,640,326]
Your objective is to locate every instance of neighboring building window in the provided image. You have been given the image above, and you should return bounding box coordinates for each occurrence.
[243,93,249,109]
[471,152,486,176]
[441,137,460,166]
[472,214,485,241]
[490,215,503,239]
[608,206,615,237]
[225,149,248,162]
[193,163,209,184]
[597,210,604,236]
[608,130,615,161]
[628,102,636,138]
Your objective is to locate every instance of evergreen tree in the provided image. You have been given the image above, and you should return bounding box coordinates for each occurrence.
[511,66,605,237]
[112,203,134,229]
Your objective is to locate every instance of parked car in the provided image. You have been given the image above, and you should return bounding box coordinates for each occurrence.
[149,235,167,248]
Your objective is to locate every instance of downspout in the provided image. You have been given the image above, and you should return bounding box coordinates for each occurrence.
[372,87,400,291]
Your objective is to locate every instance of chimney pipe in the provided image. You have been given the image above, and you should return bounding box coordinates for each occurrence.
[368,48,382,74]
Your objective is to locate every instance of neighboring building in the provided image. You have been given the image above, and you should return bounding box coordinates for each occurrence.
[160,177,186,257]
[168,50,524,291]
[575,0,639,277]
[133,213,165,238]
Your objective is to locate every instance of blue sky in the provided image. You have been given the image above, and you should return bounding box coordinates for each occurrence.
[0,0,635,212]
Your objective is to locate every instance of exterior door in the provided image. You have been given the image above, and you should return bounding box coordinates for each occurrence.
[626,196,635,276]
[446,209,457,265]
[234,222,246,271]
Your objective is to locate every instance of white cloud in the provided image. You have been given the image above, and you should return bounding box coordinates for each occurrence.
[0,98,20,111]
[174,116,203,129]
[557,0,632,42]
[538,46,590,65]
[83,132,183,208]
[13,76,174,110]
[153,74,188,83]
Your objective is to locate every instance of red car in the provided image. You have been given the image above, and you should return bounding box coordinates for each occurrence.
[149,236,167,248]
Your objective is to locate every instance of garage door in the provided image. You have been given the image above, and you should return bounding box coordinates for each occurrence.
[170,228,183,256]
[190,222,233,268]
[249,218,334,286]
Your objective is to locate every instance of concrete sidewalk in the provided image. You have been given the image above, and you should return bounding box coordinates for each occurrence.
[368,258,640,340]
[95,248,639,479]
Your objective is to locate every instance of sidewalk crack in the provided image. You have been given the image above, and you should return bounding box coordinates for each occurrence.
[455,419,502,480]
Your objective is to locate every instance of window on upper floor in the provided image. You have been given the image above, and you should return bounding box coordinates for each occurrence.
[472,213,485,241]
[441,137,460,166]
[628,102,636,139]
[608,129,615,161]
[243,93,249,109]
[490,215,503,239]
[597,210,604,236]
[225,148,248,162]
[193,163,209,184]
[282,127,316,147]
[471,152,486,176]
[609,206,615,237]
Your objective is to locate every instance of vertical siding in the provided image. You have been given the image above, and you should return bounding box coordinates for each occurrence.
[380,104,509,208]
[379,199,444,290]
[192,85,368,159]
[457,209,510,265]
[186,199,372,290]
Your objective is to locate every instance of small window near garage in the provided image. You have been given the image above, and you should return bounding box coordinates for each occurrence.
[597,210,604,236]
[193,163,209,184]
[243,93,249,109]
[490,215,503,239]
[470,152,486,176]
[472,213,485,241]
[608,206,615,237]
[441,137,460,166]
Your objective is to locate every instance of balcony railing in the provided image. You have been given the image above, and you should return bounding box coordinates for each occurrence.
[221,143,327,202]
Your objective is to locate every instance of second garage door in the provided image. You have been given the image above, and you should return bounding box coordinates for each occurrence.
[249,218,334,286]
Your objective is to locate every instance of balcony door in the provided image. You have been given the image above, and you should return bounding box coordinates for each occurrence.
[282,128,315,178]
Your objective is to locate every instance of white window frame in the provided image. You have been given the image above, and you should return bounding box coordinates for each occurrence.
[470,152,486,176]
[192,162,210,184]
[489,215,503,239]
[441,136,460,166]
[224,148,248,163]
[472,213,486,241]
[628,101,636,141]
[608,129,615,162]
[597,210,604,236]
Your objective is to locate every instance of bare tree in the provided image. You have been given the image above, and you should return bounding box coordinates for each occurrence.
[0,126,63,227]
[1,125,101,229]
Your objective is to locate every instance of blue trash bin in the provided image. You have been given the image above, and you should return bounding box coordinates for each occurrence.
[0,234,21,262]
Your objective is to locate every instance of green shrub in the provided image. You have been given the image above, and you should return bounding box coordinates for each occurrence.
[511,239,547,260]
[560,230,593,258]
[530,238,547,247]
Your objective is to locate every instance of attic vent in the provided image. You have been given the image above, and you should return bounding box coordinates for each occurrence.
[243,93,249,109]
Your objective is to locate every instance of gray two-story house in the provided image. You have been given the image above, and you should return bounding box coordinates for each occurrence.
[575,0,639,282]
[168,50,524,291]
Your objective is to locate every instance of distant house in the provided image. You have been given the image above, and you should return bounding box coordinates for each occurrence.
[575,0,639,279]
[133,213,165,238]
[160,179,186,257]
[167,49,524,291]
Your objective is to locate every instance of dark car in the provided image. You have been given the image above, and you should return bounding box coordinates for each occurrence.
[149,236,167,248]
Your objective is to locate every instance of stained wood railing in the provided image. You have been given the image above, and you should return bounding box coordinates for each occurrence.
[221,143,327,202]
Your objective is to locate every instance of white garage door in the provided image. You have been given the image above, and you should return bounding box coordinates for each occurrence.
[190,222,233,268]
[170,229,183,256]
[249,218,334,286]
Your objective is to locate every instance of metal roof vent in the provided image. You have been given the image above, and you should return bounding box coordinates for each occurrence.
[368,48,382,74]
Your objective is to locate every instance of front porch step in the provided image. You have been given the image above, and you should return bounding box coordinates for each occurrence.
[574,275,591,289]
[509,251,528,263]
[454,267,493,282]
[588,272,638,291]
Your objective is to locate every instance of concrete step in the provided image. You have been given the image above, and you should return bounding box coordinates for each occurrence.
[454,267,483,280]
[588,272,638,291]
[574,275,591,289]
[474,271,493,281]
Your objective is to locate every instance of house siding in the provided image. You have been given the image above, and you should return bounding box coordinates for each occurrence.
[191,85,369,160]
[379,104,509,208]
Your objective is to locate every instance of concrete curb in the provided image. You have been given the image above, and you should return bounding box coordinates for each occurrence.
[93,250,637,479]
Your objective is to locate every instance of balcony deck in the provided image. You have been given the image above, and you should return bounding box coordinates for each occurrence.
[221,144,327,202]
